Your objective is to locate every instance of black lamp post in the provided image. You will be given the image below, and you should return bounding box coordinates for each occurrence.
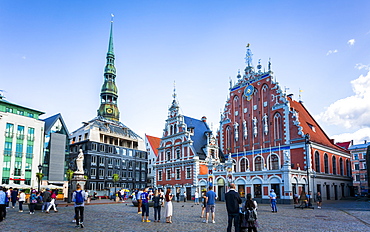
[38,164,42,192]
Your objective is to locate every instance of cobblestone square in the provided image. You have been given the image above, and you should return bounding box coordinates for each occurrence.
[0,200,369,231]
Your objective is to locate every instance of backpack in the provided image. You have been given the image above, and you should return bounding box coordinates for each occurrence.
[247,209,257,222]
[75,191,84,205]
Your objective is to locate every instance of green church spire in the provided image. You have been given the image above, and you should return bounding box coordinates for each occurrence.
[98,17,120,121]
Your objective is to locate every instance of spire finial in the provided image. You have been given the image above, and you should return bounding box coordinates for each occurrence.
[111,13,114,23]
[107,14,114,56]
[173,81,177,99]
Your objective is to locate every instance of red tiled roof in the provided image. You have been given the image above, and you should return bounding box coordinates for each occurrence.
[289,99,349,153]
[336,141,351,150]
[146,135,161,156]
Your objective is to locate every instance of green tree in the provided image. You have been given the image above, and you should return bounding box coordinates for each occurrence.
[36,172,44,192]
[66,169,74,203]
[112,173,120,200]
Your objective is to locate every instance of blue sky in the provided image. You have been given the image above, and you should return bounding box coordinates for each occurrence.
[1,0,370,144]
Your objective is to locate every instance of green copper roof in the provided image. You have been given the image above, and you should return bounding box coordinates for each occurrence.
[98,19,120,122]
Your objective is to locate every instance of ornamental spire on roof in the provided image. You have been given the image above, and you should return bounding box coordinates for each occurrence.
[244,43,253,67]
[97,15,120,121]
[169,81,180,118]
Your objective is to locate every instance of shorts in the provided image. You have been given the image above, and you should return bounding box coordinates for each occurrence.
[206,205,215,213]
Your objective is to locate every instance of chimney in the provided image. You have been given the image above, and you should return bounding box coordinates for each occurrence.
[201,116,207,122]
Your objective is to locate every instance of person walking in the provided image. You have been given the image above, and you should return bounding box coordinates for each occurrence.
[46,189,58,213]
[204,186,217,224]
[165,188,173,223]
[0,186,7,221]
[200,190,206,218]
[152,189,163,222]
[225,183,242,232]
[42,188,52,212]
[10,188,18,208]
[183,191,187,202]
[194,190,199,205]
[18,189,26,212]
[137,188,143,214]
[242,193,258,232]
[269,189,277,213]
[29,189,37,214]
[72,184,88,228]
[316,192,322,209]
[141,188,150,222]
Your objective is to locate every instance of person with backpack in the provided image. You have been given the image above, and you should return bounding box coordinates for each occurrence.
[72,184,87,228]
[225,183,242,232]
[241,193,258,232]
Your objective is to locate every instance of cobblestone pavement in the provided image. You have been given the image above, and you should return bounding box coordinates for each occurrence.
[0,199,369,231]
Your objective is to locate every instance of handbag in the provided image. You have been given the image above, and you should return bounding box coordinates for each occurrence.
[31,199,37,203]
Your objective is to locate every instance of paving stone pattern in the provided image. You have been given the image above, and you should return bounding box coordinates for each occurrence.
[0,200,369,231]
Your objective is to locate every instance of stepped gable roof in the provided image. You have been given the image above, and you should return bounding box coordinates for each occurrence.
[42,113,70,135]
[184,116,211,159]
[72,116,142,140]
[146,135,161,156]
[289,99,349,153]
[349,142,370,150]
[336,141,351,150]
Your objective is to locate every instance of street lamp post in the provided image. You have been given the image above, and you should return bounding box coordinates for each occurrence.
[37,164,42,192]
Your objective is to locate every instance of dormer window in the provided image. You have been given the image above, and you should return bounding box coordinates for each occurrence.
[307,123,316,132]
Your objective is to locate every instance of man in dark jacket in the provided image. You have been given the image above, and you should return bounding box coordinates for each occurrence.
[225,183,242,232]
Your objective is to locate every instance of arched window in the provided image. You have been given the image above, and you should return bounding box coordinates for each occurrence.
[315,151,320,172]
[240,158,248,172]
[170,125,173,135]
[273,113,282,141]
[268,154,279,170]
[324,154,329,174]
[233,160,237,172]
[261,84,269,109]
[226,126,232,151]
[255,156,262,171]
[332,156,337,175]
[174,124,177,134]
[339,158,344,176]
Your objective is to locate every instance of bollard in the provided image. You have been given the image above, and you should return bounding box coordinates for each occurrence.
[99,196,101,200]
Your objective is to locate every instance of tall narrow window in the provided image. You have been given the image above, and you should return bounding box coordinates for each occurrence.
[17,125,25,140]
[332,156,337,175]
[226,126,232,151]
[315,151,320,172]
[27,127,35,141]
[273,113,282,140]
[240,158,247,172]
[339,158,344,176]
[5,123,14,138]
[324,154,329,174]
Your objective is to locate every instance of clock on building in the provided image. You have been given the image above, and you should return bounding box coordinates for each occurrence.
[106,108,113,114]
[244,84,254,101]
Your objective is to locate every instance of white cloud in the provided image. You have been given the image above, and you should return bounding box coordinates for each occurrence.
[22,56,26,59]
[347,39,355,46]
[326,49,338,56]
[355,63,370,71]
[316,71,370,129]
[332,128,370,144]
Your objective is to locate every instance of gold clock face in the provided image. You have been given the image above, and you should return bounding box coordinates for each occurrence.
[106,108,113,114]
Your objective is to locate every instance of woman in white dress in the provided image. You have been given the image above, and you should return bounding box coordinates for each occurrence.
[165,188,173,223]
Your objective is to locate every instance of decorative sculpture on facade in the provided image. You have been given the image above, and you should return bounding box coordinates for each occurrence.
[234,122,239,141]
[263,113,269,135]
[243,120,248,139]
[252,117,258,137]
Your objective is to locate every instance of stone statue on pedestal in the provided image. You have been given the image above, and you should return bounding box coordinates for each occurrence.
[75,149,84,174]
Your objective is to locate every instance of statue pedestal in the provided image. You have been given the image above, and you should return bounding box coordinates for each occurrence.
[71,173,86,191]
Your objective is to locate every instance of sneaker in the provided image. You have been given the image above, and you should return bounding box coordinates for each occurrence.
[12,206,15,208]
[146,220,151,222]
[80,222,84,228]
[30,212,32,214]
[212,220,215,224]
[19,210,23,212]
[142,219,145,222]
[72,219,76,223]
[203,220,207,223]
[75,225,80,228]
[46,211,49,214]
